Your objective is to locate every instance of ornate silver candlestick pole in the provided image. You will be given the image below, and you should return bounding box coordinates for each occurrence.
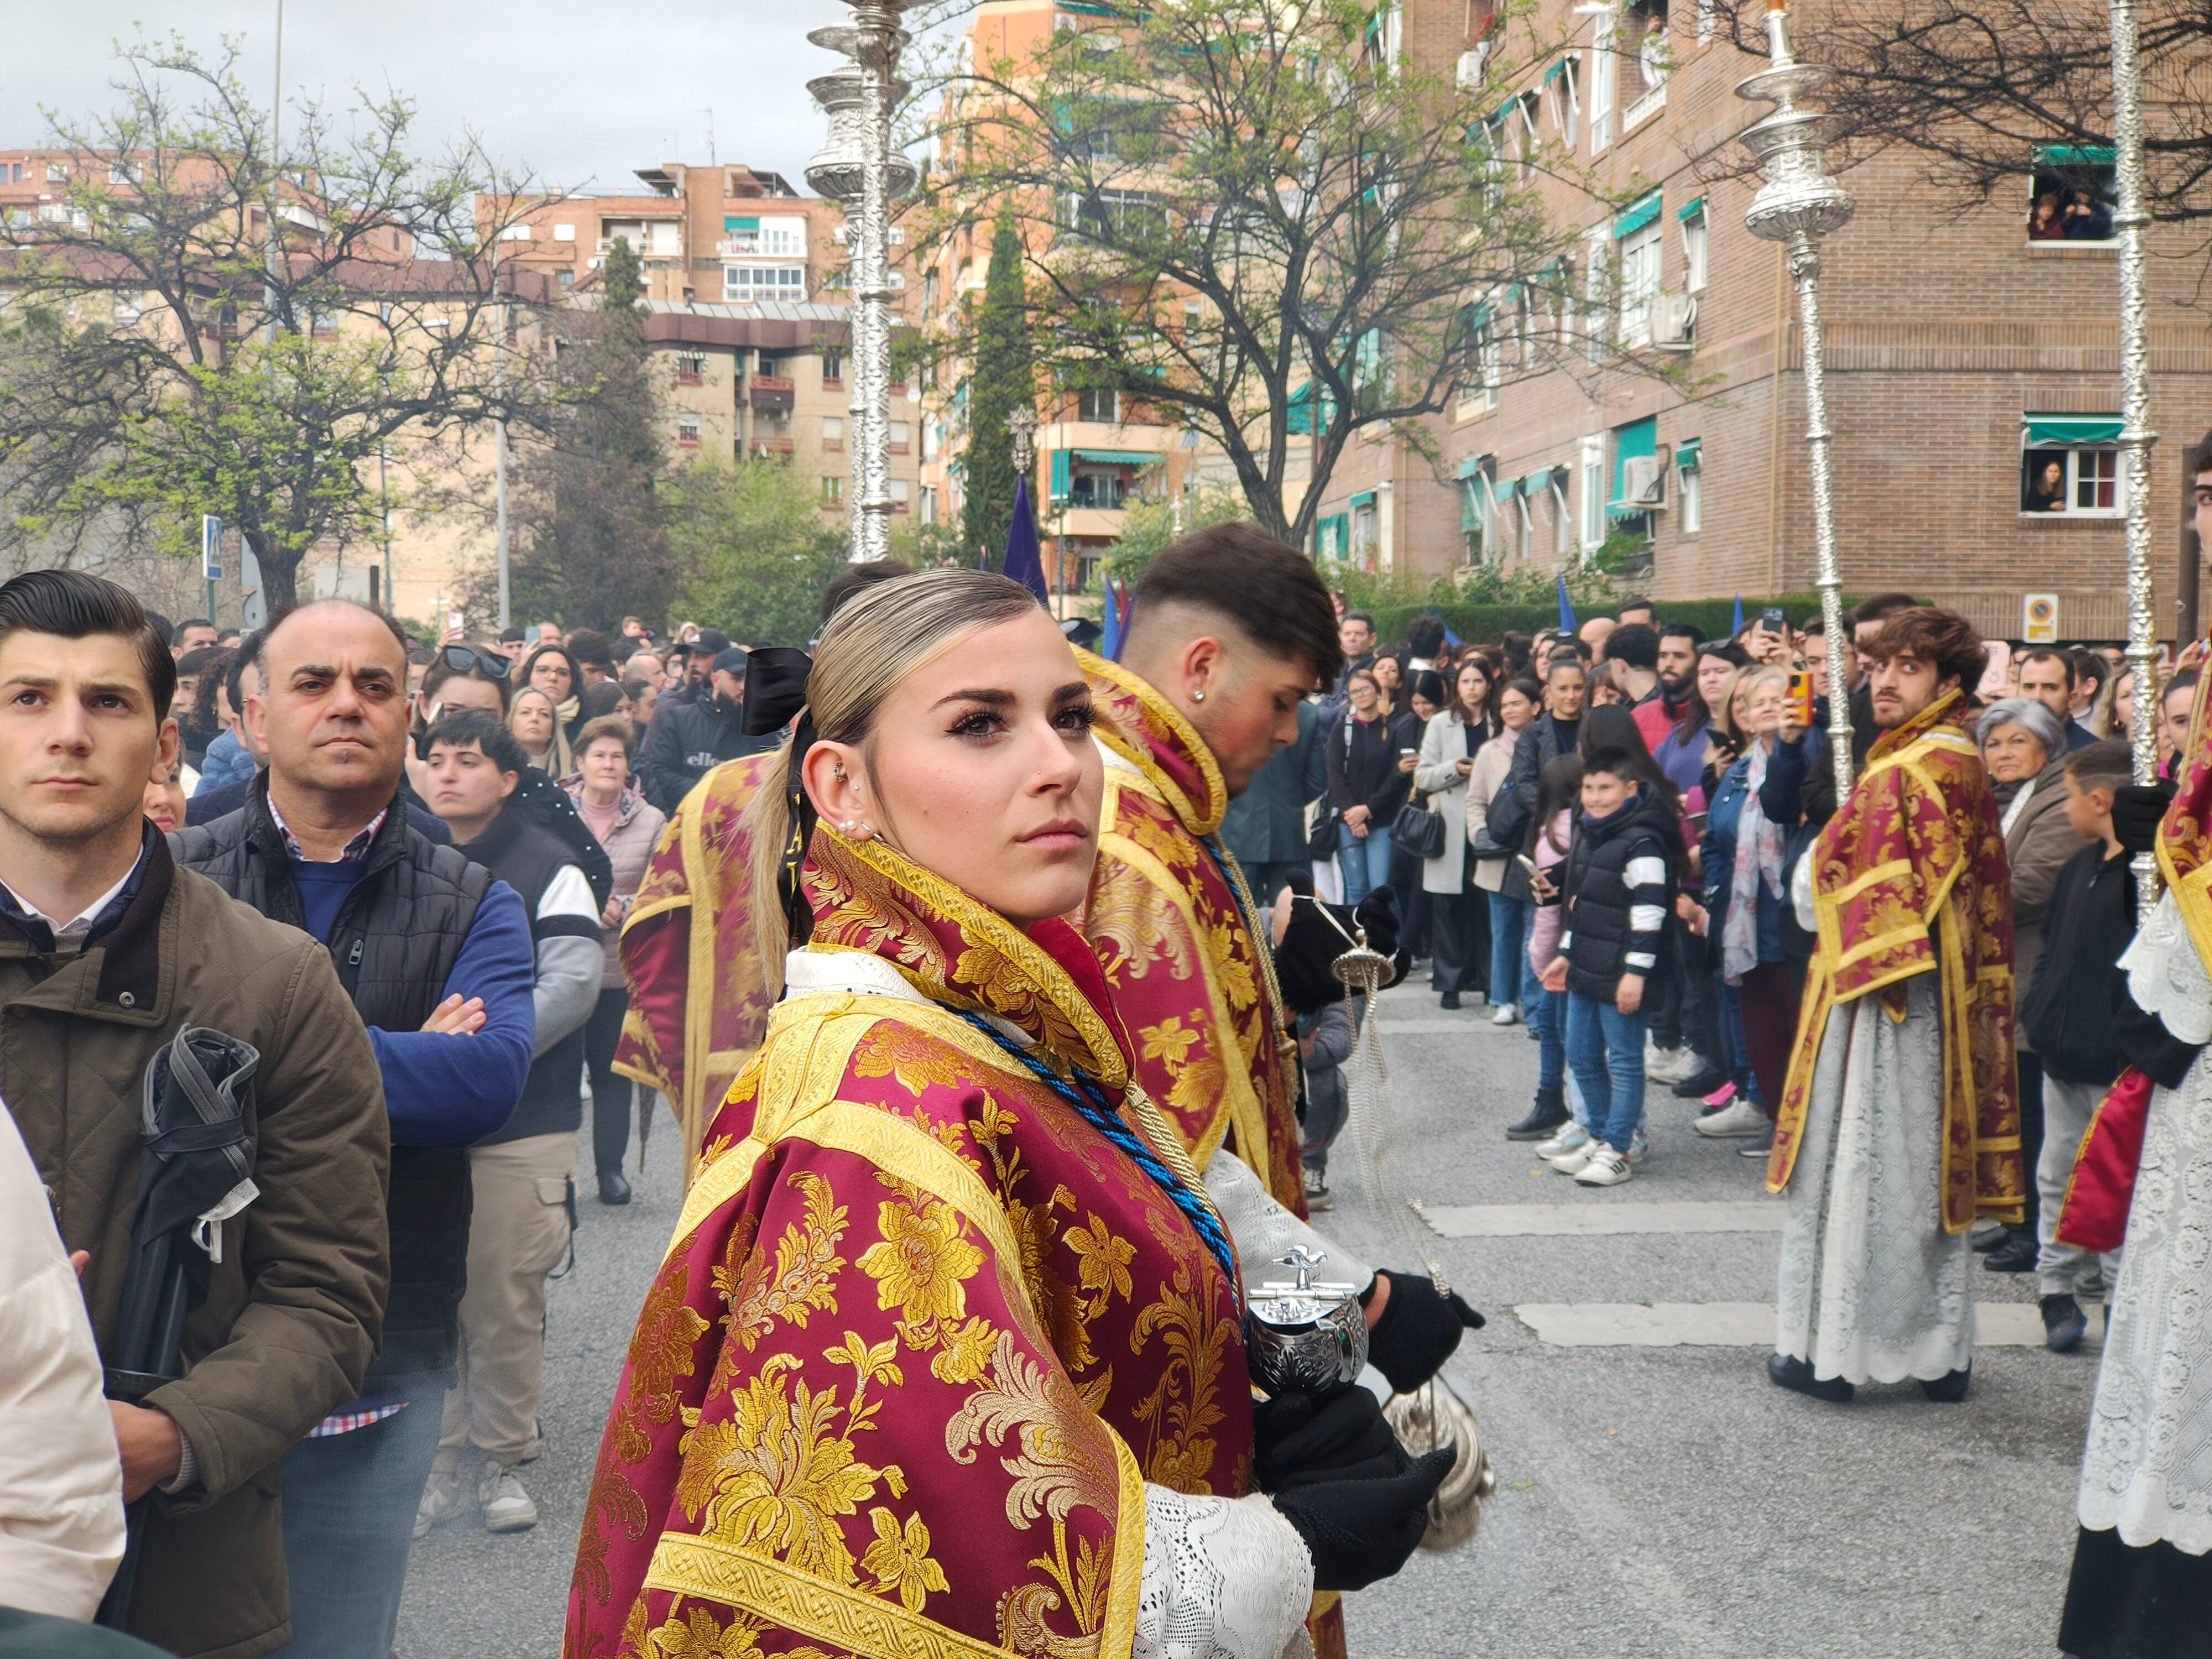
[805,47,915,554]
[1737,0,1856,801]
[2109,0,2160,828]
[808,5,911,562]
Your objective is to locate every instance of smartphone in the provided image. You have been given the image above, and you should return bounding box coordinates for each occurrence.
[1787,669,1815,727]
[1760,605,1788,632]
[1514,854,1542,877]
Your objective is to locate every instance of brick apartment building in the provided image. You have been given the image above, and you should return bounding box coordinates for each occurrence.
[1307,0,2211,643]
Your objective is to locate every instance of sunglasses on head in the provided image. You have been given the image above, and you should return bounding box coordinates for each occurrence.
[439,645,512,680]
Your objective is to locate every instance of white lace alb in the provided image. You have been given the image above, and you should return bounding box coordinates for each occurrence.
[1135,1485,1314,1659]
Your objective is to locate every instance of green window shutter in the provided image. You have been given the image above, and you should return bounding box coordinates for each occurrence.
[1610,416,1657,504]
[1676,195,1706,222]
[1612,192,1662,239]
[1050,450,1071,503]
[2024,413,2124,445]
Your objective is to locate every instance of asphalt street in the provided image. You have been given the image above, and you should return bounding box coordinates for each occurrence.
[396,984,2094,1658]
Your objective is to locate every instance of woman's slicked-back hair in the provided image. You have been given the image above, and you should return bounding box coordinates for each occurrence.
[1129,522,1344,688]
[740,569,1048,990]
[0,568,177,722]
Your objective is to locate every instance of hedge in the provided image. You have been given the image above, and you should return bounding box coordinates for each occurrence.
[1368,594,1886,648]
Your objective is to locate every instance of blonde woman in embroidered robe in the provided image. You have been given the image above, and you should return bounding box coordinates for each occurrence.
[1766,609,2024,1405]
[568,571,1450,1659]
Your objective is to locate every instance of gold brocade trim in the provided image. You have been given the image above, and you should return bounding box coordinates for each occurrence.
[1834,928,1930,973]
[828,827,1130,1089]
[645,1535,1014,1659]
[782,1100,1030,1281]
[680,778,722,1182]
[1829,859,1914,906]
[1098,812,1267,1175]
[662,1135,768,1267]
[1076,648,1228,837]
[1101,1427,1145,1659]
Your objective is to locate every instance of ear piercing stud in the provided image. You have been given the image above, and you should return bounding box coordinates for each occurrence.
[1193,690,1206,702]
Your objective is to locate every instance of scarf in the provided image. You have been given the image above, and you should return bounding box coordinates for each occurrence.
[1721,739,1785,985]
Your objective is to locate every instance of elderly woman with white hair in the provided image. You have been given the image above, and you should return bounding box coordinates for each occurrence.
[1976,695,2090,1274]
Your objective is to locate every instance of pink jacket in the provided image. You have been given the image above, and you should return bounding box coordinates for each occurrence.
[1527,808,1573,977]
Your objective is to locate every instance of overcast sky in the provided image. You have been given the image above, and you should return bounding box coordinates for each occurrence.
[0,1,894,197]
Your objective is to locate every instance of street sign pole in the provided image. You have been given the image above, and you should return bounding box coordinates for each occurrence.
[201,515,223,625]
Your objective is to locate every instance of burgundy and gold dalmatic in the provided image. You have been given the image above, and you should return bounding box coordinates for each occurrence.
[1077,649,1308,1218]
[567,826,1253,1658]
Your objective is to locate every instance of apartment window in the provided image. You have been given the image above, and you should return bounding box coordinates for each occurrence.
[821,350,844,386]
[1681,200,1708,291]
[1677,439,1702,533]
[1077,387,1120,422]
[921,418,939,461]
[1624,0,1670,129]
[1552,56,1580,145]
[557,269,574,287]
[822,416,844,451]
[674,353,706,385]
[1515,492,1532,562]
[676,415,702,449]
[2022,416,2125,515]
[919,484,938,525]
[889,420,911,454]
[1061,187,1165,242]
[1583,229,1609,361]
[724,264,806,302]
[552,222,576,242]
[46,163,67,182]
[499,223,533,241]
[1616,210,1662,348]
[1551,473,1573,555]
[107,160,135,184]
[1579,436,1606,552]
[1478,313,1502,410]
[1589,12,1616,152]
[2028,148,2117,243]
[822,476,844,504]
[890,479,911,513]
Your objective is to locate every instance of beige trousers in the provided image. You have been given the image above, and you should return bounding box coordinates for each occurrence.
[435,1131,576,1472]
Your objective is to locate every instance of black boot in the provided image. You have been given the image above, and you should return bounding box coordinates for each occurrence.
[1441,990,1462,1010]
[1506,1085,1569,1140]
[2042,1294,2088,1352]
[1982,1225,2038,1274]
[1766,1353,1855,1402]
[1921,1366,1971,1402]
[599,1169,633,1206]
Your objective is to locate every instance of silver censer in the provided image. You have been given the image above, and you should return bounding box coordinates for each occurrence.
[1244,1246,1368,1399]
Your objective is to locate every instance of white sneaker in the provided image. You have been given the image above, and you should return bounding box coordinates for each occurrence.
[479,1463,538,1533]
[1535,1123,1589,1160]
[1694,1098,1770,1138]
[1644,1043,1695,1084]
[1576,1146,1632,1186]
[1547,1138,1603,1175]
[414,1468,466,1540]
[1491,1003,1520,1026]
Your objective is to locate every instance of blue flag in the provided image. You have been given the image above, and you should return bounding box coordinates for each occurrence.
[1100,578,1123,662]
[1731,594,1744,635]
[1556,575,1577,633]
[1001,474,1050,606]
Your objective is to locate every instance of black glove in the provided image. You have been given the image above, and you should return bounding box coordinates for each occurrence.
[1364,1272,1486,1395]
[1271,1445,1455,1591]
[2114,779,2177,855]
[1352,888,1400,959]
[1252,1387,1401,1494]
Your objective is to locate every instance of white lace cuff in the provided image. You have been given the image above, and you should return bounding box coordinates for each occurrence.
[2122,891,2212,1045]
[1203,1149,1374,1292]
[1135,1485,1315,1659]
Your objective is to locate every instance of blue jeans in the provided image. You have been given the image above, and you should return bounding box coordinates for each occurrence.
[268,1385,447,1659]
[1335,821,1395,906]
[1486,892,1531,1008]
[1713,971,1762,1107]
[1528,987,1565,1095]
[1564,991,1649,1152]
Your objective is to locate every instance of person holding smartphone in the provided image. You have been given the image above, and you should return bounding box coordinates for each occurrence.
[1324,666,1419,906]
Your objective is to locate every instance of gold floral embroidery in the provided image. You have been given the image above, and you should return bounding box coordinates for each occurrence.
[645,1601,833,1659]
[1205,921,1257,1014]
[617,1267,714,1461]
[1137,1016,1199,1068]
[998,1579,1107,1657]
[860,1507,952,1613]
[1082,855,1196,984]
[1128,1264,1233,1492]
[674,1353,904,1588]
[1064,1215,1136,1310]
[858,1178,1001,1383]
[852,1024,973,1095]
[947,1330,1119,1525]
[718,1172,848,1355]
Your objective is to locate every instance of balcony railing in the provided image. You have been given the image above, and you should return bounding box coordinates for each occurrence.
[675,369,702,387]
[749,436,795,458]
[748,375,795,412]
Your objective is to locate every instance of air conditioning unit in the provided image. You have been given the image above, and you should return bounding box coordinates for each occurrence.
[1650,291,1697,349]
[1455,46,1490,91]
[1623,455,1665,505]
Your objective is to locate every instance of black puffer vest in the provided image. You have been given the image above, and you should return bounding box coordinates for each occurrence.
[1561,795,1677,1002]
[171,777,491,1388]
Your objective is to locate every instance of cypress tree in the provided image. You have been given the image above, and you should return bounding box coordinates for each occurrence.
[961,210,1037,564]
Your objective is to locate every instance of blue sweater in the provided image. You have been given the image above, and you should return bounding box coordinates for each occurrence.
[285,858,536,1147]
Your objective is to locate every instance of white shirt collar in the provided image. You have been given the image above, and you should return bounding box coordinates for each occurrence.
[2,859,138,942]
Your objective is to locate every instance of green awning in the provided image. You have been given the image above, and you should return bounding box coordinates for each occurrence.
[1610,415,1657,504]
[1542,59,1565,86]
[1287,380,1335,436]
[1676,196,1705,222]
[1613,191,1662,239]
[2025,413,2122,445]
[1499,283,1524,305]
[1454,454,1488,481]
[2036,145,2116,167]
[1350,489,1376,508]
[1318,512,1350,555]
[1521,469,1556,496]
[724,215,760,232]
[1674,437,1702,469]
[1071,447,1159,465]
[1493,475,1516,503]
[1050,450,1071,502]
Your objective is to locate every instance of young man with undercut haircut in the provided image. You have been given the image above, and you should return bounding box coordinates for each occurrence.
[0,572,390,1658]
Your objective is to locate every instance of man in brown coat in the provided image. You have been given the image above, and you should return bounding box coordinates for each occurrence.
[0,571,389,1659]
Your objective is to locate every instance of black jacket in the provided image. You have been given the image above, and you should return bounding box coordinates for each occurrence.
[170,779,492,1390]
[1486,712,1581,860]
[641,693,779,813]
[2020,841,2199,1087]
[1325,708,1417,830]
[1559,793,1675,1001]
